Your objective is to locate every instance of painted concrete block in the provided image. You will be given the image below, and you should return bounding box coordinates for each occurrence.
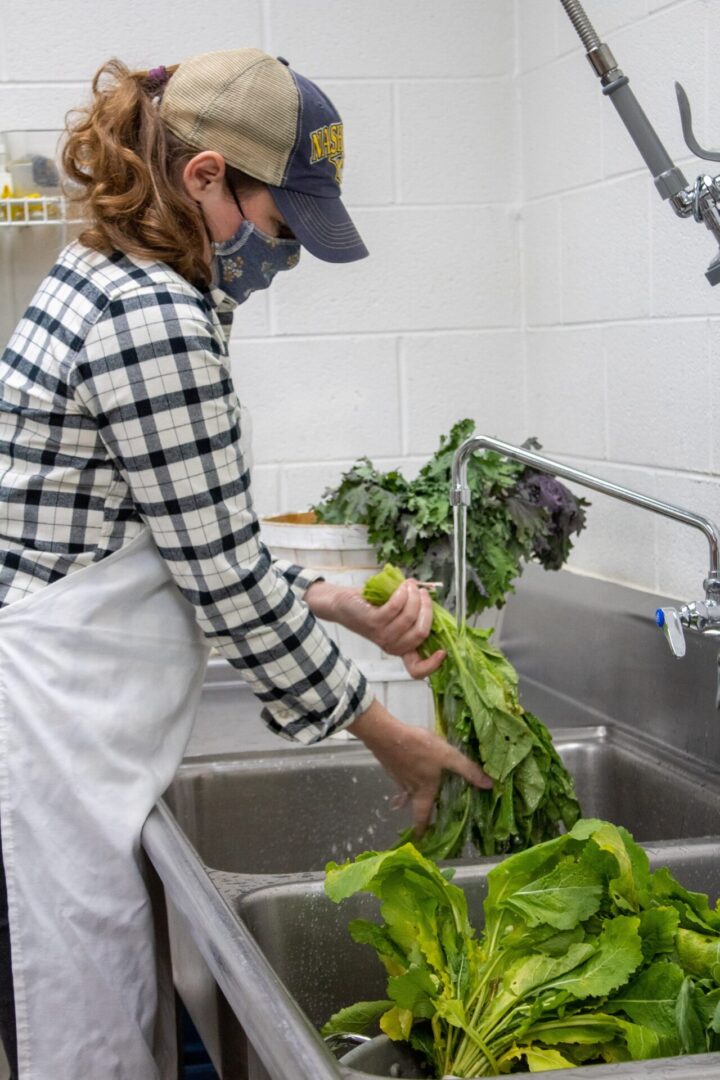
[650,180,720,318]
[520,51,603,200]
[560,173,651,323]
[386,677,435,729]
[562,457,658,593]
[517,0,558,75]
[3,0,264,81]
[402,331,526,455]
[229,293,271,339]
[604,320,711,472]
[0,85,83,131]
[397,79,517,204]
[652,472,720,600]
[522,198,562,327]
[320,81,394,207]
[229,335,401,464]
[265,0,513,78]
[556,0,648,57]
[271,206,521,335]
[280,461,357,514]
[251,464,281,518]
[707,321,720,476]
[602,3,709,179]
[524,327,606,459]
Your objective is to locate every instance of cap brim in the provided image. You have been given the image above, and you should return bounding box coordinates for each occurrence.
[268,186,369,264]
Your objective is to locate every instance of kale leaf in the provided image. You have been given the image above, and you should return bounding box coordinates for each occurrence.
[313,420,589,618]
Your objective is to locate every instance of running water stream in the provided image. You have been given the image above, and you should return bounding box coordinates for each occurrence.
[452,500,468,628]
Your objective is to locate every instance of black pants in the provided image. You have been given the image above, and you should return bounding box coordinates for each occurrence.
[0,826,18,1079]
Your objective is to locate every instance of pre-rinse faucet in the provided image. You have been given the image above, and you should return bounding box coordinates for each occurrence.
[450,436,720,672]
[559,0,720,286]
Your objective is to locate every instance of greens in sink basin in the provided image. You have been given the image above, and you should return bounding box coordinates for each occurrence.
[322,819,720,1077]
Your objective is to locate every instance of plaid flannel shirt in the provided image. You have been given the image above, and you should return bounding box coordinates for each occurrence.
[0,240,373,742]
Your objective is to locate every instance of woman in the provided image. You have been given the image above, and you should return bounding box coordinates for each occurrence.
[0,49,490,1078]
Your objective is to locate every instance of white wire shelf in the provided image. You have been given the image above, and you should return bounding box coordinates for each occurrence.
[0,195,74,227]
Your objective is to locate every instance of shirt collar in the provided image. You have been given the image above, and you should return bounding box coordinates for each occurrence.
[207,285,239,316]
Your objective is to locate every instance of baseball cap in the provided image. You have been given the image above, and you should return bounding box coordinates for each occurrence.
[159,48,368,263]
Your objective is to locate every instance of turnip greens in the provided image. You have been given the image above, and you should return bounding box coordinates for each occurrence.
[323,821,720,1076]
[363,564,581,858]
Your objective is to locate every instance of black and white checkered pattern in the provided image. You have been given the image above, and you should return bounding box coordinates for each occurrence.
[0,241,372,742]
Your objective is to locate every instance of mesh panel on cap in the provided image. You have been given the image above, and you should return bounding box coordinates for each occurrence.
[160,49,298,186]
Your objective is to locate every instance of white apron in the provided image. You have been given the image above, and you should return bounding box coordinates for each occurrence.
[0,527,211,1078]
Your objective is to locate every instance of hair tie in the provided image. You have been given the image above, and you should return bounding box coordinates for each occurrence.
[147,65,168,87]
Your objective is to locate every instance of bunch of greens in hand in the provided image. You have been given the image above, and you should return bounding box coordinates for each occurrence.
[363,564,580,859]
[322,820,720,1076]
[313,419,588,618]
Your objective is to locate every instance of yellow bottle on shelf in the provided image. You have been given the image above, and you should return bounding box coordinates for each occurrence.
[0,142,14,223]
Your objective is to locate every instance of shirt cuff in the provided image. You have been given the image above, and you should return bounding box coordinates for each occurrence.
[261,659,375,745]
[272,558,324,600]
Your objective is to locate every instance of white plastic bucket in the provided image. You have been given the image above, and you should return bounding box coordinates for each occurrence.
[261,512,434,729]
[260,512,377,573]
[261,512,381,662]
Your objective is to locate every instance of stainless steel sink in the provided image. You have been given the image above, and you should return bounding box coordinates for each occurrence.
[164,724,719,876]
[143,568,720,1080]
[159,724,720,1079]
[215,838,720,1080]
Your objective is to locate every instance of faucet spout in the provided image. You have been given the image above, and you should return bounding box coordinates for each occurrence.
[451,435,720,641]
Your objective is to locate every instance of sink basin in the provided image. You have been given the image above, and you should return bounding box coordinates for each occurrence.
[234,838,720,1039]
[234,838,720,1079]
[164,725,719,877]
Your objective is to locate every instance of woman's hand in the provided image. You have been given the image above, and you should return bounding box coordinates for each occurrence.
[305,579,446,679]
[348,700,493,837]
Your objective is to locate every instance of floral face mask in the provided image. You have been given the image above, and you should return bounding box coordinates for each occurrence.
[212,220,301,304]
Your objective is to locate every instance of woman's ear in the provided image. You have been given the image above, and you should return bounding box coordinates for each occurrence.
[182,151,227,205]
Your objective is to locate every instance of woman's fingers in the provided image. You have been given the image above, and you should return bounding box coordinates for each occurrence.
[411,788,437,838]
[443,743,494,789]
[342,578,438,656]
[376,581,434,654]
[402,648,446,679]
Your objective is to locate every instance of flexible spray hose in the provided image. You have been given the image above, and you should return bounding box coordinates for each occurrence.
[559,0,600,51]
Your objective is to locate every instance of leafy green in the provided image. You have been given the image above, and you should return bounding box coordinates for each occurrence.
[323,820,720,1076]
[313,420,588,618]
[362,563,581,857]
[320,999,393,1037]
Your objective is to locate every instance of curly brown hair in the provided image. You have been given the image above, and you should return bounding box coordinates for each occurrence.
[62,59,262,289]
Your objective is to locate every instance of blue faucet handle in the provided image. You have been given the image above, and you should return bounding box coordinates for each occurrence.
[656,606,686,658]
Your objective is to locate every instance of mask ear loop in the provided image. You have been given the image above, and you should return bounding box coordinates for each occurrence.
[226,179,245,220]
[196,175,245,264]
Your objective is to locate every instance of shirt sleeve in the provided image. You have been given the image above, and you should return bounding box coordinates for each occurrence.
[273,559,324,599]
[69,284,374,743]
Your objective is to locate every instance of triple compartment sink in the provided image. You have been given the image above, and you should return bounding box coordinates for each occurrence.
[159,722,720,1080]
[164,725,718,876]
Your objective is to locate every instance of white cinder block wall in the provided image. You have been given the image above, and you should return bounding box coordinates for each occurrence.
[1,0,718,602]
[519,0,720,600]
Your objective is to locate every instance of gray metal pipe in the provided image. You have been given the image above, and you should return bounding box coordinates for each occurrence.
[558,0,688,199]
[603,77,687,197]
